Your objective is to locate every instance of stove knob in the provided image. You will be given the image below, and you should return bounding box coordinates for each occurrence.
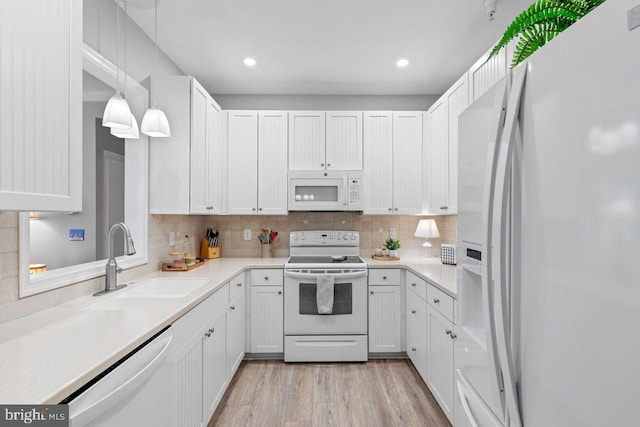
[343,234,349,240]
[292,234,298,241]
[300,234,305,240]
[351,235,357,240]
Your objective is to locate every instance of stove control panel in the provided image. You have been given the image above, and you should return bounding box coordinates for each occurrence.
[290,230,360,246]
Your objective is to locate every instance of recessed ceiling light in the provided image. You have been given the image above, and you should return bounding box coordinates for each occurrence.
[244,57,257,67]
[396,59,409,68]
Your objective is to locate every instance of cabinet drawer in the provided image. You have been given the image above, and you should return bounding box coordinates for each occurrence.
[229,272,245,299]
[427,284,454,321]
[251,269,284,286]
[406,292,427,341]
[368,269,401,285]
[406,271,427,301]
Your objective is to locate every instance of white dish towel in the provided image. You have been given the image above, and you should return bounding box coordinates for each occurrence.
[316,274,335,314]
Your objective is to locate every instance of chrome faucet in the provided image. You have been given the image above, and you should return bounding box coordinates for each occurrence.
[94,222,136,296]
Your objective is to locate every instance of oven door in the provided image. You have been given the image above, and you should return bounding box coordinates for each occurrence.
[284,269,368,335]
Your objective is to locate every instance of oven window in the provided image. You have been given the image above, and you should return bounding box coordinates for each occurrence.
[299,282,352,315]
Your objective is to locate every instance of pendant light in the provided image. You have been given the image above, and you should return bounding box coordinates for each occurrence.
[103,0,132,129]
[141,0,170,137]
[111,0,140,139]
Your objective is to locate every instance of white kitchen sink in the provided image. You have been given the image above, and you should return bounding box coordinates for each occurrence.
[84,278,211,311]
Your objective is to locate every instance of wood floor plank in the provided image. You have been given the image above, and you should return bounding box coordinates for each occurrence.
[284,364,314,423]
[211,360,451,427]
[253,384,290,427]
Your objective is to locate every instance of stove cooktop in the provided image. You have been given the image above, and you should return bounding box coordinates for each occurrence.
[287,256,365,265]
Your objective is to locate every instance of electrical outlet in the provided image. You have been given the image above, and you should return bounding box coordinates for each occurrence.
[169,232,175,247]
[244,229,252,241]
[389,228,397,239]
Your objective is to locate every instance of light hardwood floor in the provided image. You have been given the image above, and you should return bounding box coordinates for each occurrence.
[209,359,451,427]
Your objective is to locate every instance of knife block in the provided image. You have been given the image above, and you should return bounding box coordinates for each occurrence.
[200,238,220,259]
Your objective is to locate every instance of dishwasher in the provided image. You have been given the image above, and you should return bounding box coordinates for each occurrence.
[64,326,174,427]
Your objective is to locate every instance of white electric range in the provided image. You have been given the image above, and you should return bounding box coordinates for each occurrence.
[284,230,368,362]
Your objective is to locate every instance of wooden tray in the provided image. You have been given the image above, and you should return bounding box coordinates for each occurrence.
[162,258,205,271]
[371,255,400,261]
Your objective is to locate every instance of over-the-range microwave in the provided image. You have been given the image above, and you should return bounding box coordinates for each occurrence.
[288,171,363,211]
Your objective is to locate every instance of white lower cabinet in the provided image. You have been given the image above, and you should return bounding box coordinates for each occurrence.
[406,281,428,379]
[427,302,455,423]
[227,291,245,376]
[169,280,246,427]
[249,269,284,353]
[202,312,227,423]
[368,284,401,353]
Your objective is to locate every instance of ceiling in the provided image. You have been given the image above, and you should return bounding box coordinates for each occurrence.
[127,0,532,96]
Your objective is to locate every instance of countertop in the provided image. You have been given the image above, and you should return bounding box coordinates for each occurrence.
[0,256,456,404]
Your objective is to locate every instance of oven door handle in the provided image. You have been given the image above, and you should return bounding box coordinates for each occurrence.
[284,270,368,280]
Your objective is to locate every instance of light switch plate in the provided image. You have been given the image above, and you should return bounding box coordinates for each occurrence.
[169,232,175,247]
[244,229,252,241]
[390,228,397,238]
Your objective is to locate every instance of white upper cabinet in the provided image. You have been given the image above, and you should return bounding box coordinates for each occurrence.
[226,111,288,215]
[149,76,223,215]
[468,44,508,103]
[190,80,222,214]
[289,111,363,171]
[325,111,363,170]
[0,0,82,211]
[392,112,423,215]
[363,112,393,214]
[364,112,423,215]
[425,74,468,215]
[288,111,325,171]
[226,111,259,215]
[258,111,288,215]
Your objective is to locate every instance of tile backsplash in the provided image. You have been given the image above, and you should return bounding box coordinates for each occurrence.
[148,212,457,262]
[0,211,456,323]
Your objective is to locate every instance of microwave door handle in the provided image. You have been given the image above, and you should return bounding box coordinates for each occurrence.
[343,177,348,206]
[285,271,367,280]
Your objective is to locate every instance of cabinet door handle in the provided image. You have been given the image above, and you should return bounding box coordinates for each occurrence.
[258,208,263,211]
[209,328,215,333]
[388,208,392,211]
[252,208,256,211]
[264,276,269,280]
[383,276,387,280]
[277,291,282,295]
[327,163,331,167]
[440,206,448,210]
[205,331,211,338]
[411,347,416,352]
[321,163,324,167]
[394,208,398,211]
[230,306,235,310]
[433,298,440,304]
[370,291,374,295]
[236,283,242,287]
[450,333,457,339]
[445,329,452,335]
[411,282,416,287]
[411,310,416,314]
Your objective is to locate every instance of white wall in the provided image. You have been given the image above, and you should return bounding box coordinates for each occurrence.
[84,0,184,82]
[212,94,440,111]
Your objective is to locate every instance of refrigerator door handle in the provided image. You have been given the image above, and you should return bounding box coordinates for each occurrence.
[491,64,528,427]
[456,369,504,427]
[457,380,481,427]
[480,77,510,414]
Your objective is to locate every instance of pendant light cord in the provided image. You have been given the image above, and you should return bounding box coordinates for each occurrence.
[153,0,159,107]
[123,1,128,99]
[116,1,120,94]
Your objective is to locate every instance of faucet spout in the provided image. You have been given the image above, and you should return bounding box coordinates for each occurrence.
[95,222,136,296]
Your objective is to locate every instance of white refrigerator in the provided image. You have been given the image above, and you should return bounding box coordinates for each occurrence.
[455,0,640,426]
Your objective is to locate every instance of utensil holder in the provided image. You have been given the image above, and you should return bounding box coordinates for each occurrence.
[260,244,272,258]
[200,238,220,259]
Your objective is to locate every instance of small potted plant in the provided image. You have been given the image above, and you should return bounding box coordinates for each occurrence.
[384,238,401,259]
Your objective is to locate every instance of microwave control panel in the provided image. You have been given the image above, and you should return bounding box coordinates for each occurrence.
[349,179,361,206]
